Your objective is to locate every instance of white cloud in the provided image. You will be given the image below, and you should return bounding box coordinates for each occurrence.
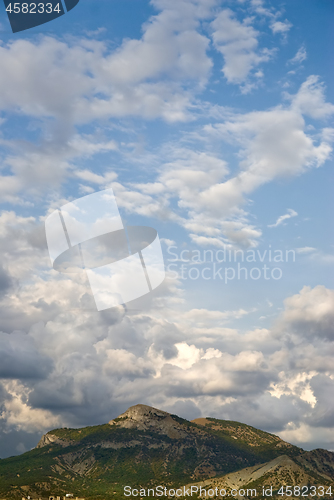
[295,247,316,254]
[0,133,120,203]
[268,208,298,228]
[288,45,307,65]
[290,75,334,119]
[270,20,293,36]
[0,12,332,258]
[0,0,333,457]
[208,109,330,180]
[0,0,218,204]
[211,9,274,85]
[0,1,213,124]
[269,371,318,407]
[199,78,333,242]
[249,0,275,18]
[170,342,203,369]
[180,308,255,327]
[279,422,334,449]
[279,285,334,341]
[69,136,118,157]
[0,381,61,433]
[57,74,333,250]
[75,169,118,186]
[65,76,333,250]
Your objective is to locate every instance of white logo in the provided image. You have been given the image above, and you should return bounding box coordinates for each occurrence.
[45,188,165,310]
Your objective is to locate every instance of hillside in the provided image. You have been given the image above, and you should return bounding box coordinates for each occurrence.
[187,452,334,498]
[0,404,332,500]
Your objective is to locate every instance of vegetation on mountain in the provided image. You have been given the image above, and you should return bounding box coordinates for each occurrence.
[0,405,332,500]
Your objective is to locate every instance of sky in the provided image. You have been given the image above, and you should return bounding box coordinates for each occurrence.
[0,0,333,458]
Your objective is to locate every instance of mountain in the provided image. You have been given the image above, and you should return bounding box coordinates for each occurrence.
[0,404,332,500]
[185,452,334,498]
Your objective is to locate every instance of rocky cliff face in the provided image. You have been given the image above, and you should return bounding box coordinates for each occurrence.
[108,404,192,439]
[36,433,74,449]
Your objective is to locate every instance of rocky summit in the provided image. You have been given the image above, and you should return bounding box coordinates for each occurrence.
[0,404,333,500]
[108,404,190,439]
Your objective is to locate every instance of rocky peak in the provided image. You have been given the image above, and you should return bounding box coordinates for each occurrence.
[110,404,169,423]
[36,432,73,449]
[108,404,188,439]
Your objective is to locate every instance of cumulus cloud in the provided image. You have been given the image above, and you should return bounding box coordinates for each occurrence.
[279,422,334,450]
[211,9,274,85]
[0,0,215,203]
[0,381,61,433]
[0,0,333,458]
[207,111,330,181]
[278,285,334,341]
[0,265,13,297]
[0,331,52,380]
[1,74,330,277]
[63,75,333,250]
[0,1,213,124]
[289,75,334,119]
[270,20,293,36]
[0,9,332,254]
[199,77,332,242]
[0,131,121,203]
[0,215,333,453]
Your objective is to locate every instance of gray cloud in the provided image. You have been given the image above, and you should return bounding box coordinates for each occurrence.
[0,0,333,460]
[0,331,52,379]
[278,285,334,341]
[0,265,13,297]
[0,216,333,456]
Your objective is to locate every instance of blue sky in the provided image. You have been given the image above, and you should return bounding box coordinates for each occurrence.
[0,0,333,458]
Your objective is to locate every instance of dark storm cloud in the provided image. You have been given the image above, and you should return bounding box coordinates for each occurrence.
[0,243,333,457]
[0,265,13,296]
[307,375,334,428]
[0,331,52,379]
[164,399,202,420]
[147,322,182,360]
[0,426,42,459]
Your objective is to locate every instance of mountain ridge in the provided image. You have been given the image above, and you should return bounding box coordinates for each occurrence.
[0,404,332,500]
